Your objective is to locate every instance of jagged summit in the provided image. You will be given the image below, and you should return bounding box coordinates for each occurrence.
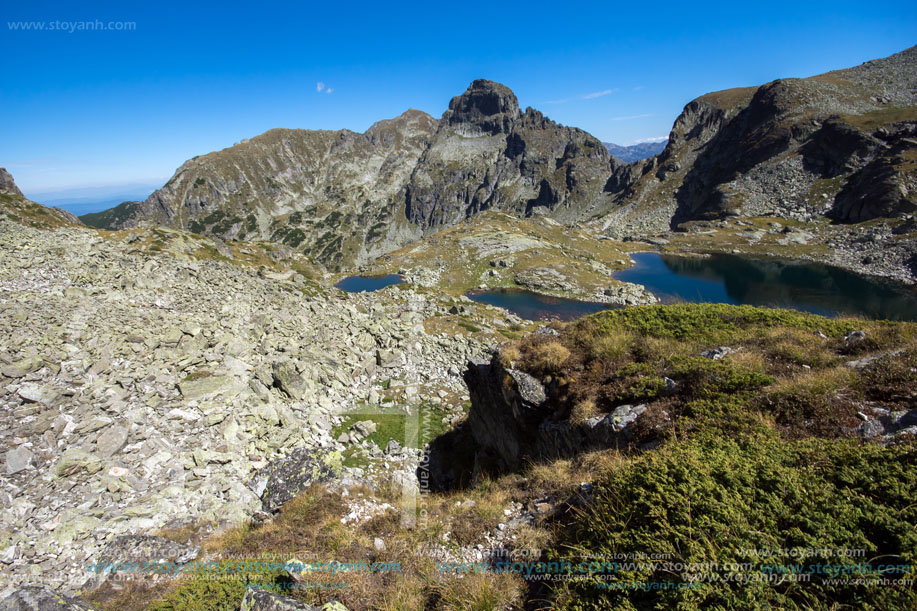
[445,79,521,135]
[83,79,609,269]
[0,168,23,197]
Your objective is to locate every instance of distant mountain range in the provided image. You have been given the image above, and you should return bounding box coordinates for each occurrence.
[26,183,162,216]
[602,140,667,163]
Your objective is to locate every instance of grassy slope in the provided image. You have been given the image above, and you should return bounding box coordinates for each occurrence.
[354,210,639,299]
[0,192,77,229]
[115,304,916,611]
[79,201,142,229]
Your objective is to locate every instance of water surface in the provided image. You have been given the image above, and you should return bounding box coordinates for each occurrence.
[466,288,615,321]
[614,252,917,321]
[335,274,403,293]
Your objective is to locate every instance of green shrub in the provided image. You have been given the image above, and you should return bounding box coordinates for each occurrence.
[591,304,860,344]
[550,432,917,610]
[148,560,288,611]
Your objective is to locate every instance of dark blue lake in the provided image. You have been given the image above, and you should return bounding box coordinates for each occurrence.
[466,288,615,321]
[335,274,403,292]
[614,252,917,321]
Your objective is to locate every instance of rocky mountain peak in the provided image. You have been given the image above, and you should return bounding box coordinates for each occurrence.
[0,168,23,197]
[445,79,521,134]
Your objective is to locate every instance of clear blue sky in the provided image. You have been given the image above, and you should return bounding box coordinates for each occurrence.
[2,0,915,201]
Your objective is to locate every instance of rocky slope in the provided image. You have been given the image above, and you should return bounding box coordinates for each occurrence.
[0,193,508,601]
[81,110,438,271]
[84,81,612,271]
[1,179,81,229]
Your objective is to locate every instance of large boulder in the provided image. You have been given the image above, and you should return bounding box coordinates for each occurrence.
[257,448,343,512]
[271,361,309,400]
[178,372,239,400]
[53,449,102,478]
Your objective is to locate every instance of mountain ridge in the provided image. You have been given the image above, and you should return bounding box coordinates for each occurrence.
[83,82,612,270]
[83,46,917,277]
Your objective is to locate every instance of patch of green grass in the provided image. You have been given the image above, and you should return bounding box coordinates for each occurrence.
[458,321,482,334]
[841,105,917,131]
[505,303,915,441]
[332,403,453,453]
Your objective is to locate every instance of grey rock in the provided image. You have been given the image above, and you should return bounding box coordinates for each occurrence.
[259,447,343,512]
[5,447,34,474]
[271,361,307,400]
[350,420,377,439]
[845,330,868,348]
[0,586,95,610]
[239,588,321,610]
[95,425,128,457]
[82,535,199,592]
[701,346,735,360]
[53,449,103,478]
[1,356,43,379]
[178,372,237,400]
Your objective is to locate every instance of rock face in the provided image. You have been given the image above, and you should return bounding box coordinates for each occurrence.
[81,111,438,270]
[405,80,610,230]
[443,351,647,483]
[599,45,917,235]
[82,81,611,269]
[0,169,23,197]
[0,171,79,227]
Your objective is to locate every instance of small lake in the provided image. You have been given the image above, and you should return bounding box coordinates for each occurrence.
[466,288,615,321]
[614,252,917,321]
[335,274,403,293]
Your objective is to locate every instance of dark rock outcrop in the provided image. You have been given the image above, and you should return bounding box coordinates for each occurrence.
[257,447,343,512]
[404,80,610,230]
[239,588,325,610]
[426,351,649,487]
[0,168,23,197]
[445,79,520,135]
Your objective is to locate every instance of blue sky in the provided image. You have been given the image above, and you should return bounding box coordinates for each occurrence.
[1,0,915,207]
